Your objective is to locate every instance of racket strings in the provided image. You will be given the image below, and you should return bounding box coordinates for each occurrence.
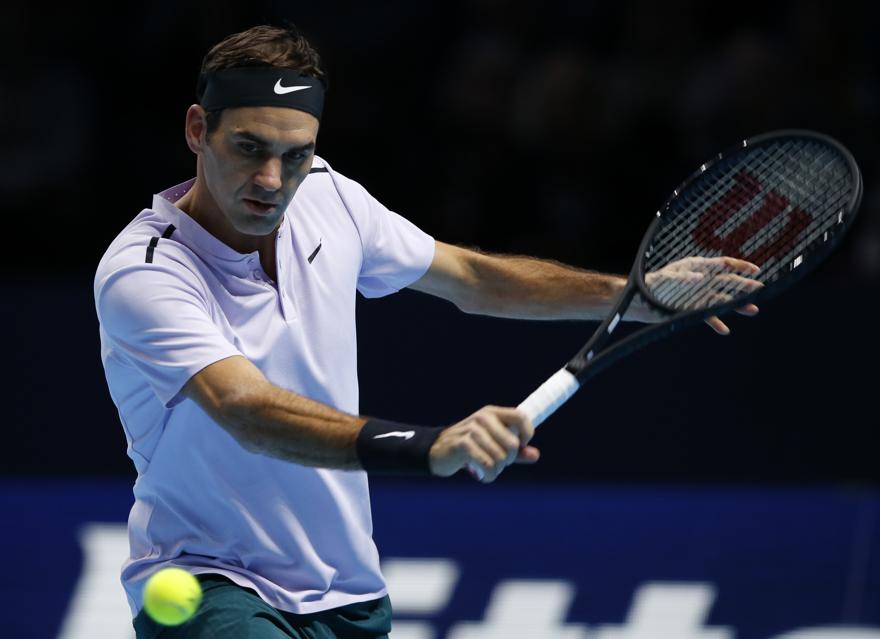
[646,140,855,311]
[649,144,794,264]
[653,140,839,261]
[654,141,838,257]
[689,149,849,268]
[654,141,844,262]
[654,192,851,310]
[654,174,852,311]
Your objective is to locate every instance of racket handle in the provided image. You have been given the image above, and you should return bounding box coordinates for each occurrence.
[516,367,580,428]
[467,368,580,481]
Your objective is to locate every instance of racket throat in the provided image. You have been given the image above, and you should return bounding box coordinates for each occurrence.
[569,281,638,375]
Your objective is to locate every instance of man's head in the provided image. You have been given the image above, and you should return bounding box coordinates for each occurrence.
[197,24,327,137]
[183,24,327,241]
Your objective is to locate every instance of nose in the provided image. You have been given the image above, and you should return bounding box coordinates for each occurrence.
[253,156,283,192]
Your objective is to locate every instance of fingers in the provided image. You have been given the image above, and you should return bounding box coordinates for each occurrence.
[650,259,763,307]
[718,257,760,275]
[469,408,533,481]
[659,257,763,336]
[515,445,541,464]
[711,272,764,290]
[704,315,730,335]
[486,406,535,445]
[661,256,758,276]
[704,302,760,334]
[684,271,764,311]
[462,437,500,481]
[433,406,537,483]
[685,256,761,275]
[471,419,516,468]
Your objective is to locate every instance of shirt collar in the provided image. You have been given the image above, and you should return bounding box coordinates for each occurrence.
[152,178,288,276]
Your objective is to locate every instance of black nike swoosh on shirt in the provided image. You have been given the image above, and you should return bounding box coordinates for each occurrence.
[308,239,322,264]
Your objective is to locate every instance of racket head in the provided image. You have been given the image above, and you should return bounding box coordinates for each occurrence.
[634,129,862,319]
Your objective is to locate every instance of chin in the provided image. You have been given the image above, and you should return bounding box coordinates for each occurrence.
[234,210,282,235]
[240,219,280,236]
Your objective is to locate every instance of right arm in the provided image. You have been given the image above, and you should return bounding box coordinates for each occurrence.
[97,255,536,482]
[182,355,539,481]
[182,355,366,469]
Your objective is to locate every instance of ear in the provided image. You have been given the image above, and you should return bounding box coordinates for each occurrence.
[184,105,209,154]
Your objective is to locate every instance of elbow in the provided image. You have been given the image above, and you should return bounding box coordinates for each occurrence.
[454,297,481,315]
[180,357,275,454]
[452,288,493,315]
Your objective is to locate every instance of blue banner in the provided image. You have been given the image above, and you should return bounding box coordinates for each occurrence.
[3,479,878,639]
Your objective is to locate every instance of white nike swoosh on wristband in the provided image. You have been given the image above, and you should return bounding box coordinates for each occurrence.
[274,80,312,95]
[373,431,416,440]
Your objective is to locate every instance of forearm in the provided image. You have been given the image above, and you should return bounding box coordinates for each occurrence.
[464,251,627,321]
[184,357,367,469]
[186,356,441,473]
[184,357,537,482]
[218,382,366,469]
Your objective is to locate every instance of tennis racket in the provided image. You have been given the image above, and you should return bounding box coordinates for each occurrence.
[473,129,862,479]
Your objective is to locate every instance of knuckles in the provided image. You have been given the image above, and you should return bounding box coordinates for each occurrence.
[443,407,537,481]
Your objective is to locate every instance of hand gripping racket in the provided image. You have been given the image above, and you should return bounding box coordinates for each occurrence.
[473,130,862,479]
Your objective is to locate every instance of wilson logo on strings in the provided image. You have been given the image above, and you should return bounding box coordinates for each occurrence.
[692,169,812,267]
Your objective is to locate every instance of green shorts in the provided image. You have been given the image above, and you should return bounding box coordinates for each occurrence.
[133,574,392,639]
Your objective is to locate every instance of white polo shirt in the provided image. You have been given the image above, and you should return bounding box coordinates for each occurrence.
[94,155,435,616]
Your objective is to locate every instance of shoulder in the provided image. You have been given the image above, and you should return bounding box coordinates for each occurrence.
[304,155,383,218]
[294,155,380,230]
[308,154,331,175]
[94,210,206,305]
[304,154,368,196]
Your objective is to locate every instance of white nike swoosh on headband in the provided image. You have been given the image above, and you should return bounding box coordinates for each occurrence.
[274,80,312,95]
[373,431,415,440]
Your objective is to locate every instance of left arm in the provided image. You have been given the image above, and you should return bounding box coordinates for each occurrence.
[408,241,633,321]
[408,241,758,332]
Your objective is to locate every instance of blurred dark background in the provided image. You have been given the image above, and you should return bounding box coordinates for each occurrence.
[2,0,878,483]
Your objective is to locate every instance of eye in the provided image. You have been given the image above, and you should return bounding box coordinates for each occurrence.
[238,142,260,154]
[285,151,308,163]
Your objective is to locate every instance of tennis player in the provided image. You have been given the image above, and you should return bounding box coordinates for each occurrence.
[94,23,758,639]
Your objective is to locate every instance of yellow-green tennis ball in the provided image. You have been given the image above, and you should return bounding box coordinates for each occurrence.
[143,568,203,626]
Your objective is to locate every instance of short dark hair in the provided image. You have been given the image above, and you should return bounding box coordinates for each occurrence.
[196,22,327,136]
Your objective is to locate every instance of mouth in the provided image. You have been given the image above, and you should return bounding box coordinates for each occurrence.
[242,198,279,215]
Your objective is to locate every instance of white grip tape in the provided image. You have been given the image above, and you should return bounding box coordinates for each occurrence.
[516,368,580,428]
[468,368,580,480]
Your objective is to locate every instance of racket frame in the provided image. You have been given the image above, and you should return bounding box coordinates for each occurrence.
[566,129,863,384]
[474,129,862,478]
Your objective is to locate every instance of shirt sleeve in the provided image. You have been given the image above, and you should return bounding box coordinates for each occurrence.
[95,259,243,407]
[328,168,435,298]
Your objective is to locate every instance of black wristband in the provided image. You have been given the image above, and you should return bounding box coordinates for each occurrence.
[356,419,443,475]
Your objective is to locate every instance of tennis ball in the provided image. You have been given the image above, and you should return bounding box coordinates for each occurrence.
[143,567,203,626]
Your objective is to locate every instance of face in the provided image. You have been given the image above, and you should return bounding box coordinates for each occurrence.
[190,105,320,240]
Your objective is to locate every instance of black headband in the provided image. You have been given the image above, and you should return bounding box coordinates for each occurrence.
[198,67,325,120]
